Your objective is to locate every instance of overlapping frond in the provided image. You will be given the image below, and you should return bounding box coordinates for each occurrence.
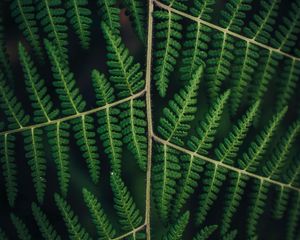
[162,211,189,240]
[66,0,92,49]
[10,213,32,240]
[32,202,61,240]
[193,225,218,240]
[10,0,43,59]
[98,0,120,34]
[55,193,92,240]
[153,10,182,97]
[82,188,116,240]
[286,191,300,240]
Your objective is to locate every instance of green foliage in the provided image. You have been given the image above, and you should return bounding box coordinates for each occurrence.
[10,213,32,240]
[192,225,218,240]
[162,211,189,240]
[98,0,120,34]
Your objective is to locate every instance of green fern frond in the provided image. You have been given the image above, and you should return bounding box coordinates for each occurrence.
[161,0,187,11]
[124,0,146,44]
[244,0,280,44]
[190,0,215,18]
[0,20,13,83]
[66,0,92,49]
[0,134,17,207]
[158,64,203,146]
[0,227,8,240]
[239,106,288,172]
[110,173,143,232]
[153,144,180,221]
[276,58,300,112]
[98,0,120,34]
[229,41,259,115]
[272,186,290,219]
[283,156,300,187]
[0,73,30,129]
[23,128,46,203]
[286,191,300,240]
[18,43,59,123]
[10,0,43,59]
[215,100,260,165]
[92,70,122,173]
[82,188,116,240]
[222,229,238,240]
[271,0,300,53]
[47,122,70,196]
[54,193,92,240]
[192,225,218,240]
[10,213,32,240]
[188,90,230,155]
[162,211,189,240]
[102,22,145,98]
[120,99,147,171]
[32,202,61,240]
[153,10,182,97]
[36,0,68,60]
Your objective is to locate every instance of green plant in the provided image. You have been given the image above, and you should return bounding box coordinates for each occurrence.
[0,0,300,239]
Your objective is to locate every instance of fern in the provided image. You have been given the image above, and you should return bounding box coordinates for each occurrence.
[10,213,32,240]
[66,0,92,49]
[286,191,300,240]
[98,0,120,34]
[192,225,218,240]
[162,211,189,240]
[0,227,8,240]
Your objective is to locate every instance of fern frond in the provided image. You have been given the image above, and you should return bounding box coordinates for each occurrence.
[0,134,17,207]
[286,191,300,240]
[192,225,218,240]
[283,156,300,187]
[98,0,120,34]
[66,0,92,49]
[238,106,288,172]
[10,213,32,240]
[124,0,146,44]
[32,202,61,240]
[0,73,30,129]
[120,99,147,171]
[153,144,180,221]
[161,0,187,11]
[82,188,116,240]
[54,193,92,240]
[47,122,70,196]
[92,70,122,173]
[188,90,230,155]
[162,211,189,240]
[222,229,238,240]
[102,22,144,98]
[276,58,300,112]
[110,173,143,232]
[244,0,280,44]
[19,43,59,123]
[271,0,300,53]
[0,227,8,240]
[196,164,228,225]
[158,64,203,146]
[272,185,290,219]
[23,128,46,203]
[229,41,259,115]
[153,10,182,97]
[10,0,43,59]
[37,0,68,60]
[215,100,260,165]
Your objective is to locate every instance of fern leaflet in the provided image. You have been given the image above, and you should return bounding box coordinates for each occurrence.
[10,213,32,240]
[162,211,189,240]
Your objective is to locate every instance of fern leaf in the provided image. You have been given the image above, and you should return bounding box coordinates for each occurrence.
[214,100,260,165]
[98,0,120,34]
[153,10,182,97]
[153,144,180,221]
[0,18,13,81]
[283,156,300,187]
[23,128,46,203]
[162,211,189,240]
[120,99,147,171]
[271,0,300,53]
[192,225,218,240]
[37,0,68,60]
[222,229,238,240]
[229,41,259,115]
[272,185,290,219]
[124,0,146,44]
[190,0,215,19]
[32,202,61,240]
[18,43,59,123]
[10,213,32,240]
[276,58,300,112]
[0,134,17,207]
[244,0,281,44]
[66,0,92,49]
[10,0,43,59]
[102,22,145,98]
[0,227,8,240]
[82,188,116,240]
[158,64,203,146]
[286,191,300,240]
[54,193,92,240]
[47,122,71,196]
[161,0,187,11]
[238,106,288,172]
[92,70,122,173]
[188,90,230,155]
[110,173,143,231]
[196,164,228,225]
[0,74,30,129]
